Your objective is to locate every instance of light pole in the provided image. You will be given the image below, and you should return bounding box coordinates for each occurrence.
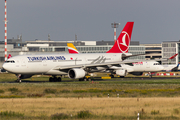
[4,0,8,61]
[111,22,120,43]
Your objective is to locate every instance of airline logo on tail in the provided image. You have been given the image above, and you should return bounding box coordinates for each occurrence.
[106,22,134,53]
[67,43,79,54]
[118,31,130,53]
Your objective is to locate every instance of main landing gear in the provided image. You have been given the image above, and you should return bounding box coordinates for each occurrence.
[49,76,61,82]
[119,76,124,78]
[109,74,124,78]
[148,72,152,78]
[109,74,114,78]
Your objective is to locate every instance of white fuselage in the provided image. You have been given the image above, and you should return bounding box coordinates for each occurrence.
[120,61,178,73]
[122,61,164,72]
[3,53,129,75]
[109,61,165,73]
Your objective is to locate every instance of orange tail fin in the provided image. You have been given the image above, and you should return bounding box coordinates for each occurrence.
[67,43,79,54]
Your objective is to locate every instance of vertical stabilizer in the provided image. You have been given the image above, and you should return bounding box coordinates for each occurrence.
[67,43,79,54]
[169,53,178,59]
[106,22,134,53]
[7,54,12,59]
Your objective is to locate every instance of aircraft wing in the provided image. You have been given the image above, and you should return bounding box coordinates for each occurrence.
[53,60,146,70]
[161,64,180,72]
[121,53,146,60]
[149,53,178,61]
[171,64,180,71]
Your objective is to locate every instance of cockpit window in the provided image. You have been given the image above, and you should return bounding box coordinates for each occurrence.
[153,63,160,65]
[5,60,15,63]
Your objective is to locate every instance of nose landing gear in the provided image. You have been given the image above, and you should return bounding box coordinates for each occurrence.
[16,74,22,83]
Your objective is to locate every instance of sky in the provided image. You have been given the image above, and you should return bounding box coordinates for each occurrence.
[0,0,180,44]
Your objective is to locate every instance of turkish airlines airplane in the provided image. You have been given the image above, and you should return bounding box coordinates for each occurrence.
[67,43,178,78]
[3,22,147,82]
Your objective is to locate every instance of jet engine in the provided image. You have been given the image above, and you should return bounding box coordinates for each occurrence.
[115,68,127,76]
[68,68,86,79]
[130,72,143,76]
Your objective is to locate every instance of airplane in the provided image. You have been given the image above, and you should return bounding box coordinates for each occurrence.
[108,57,178,78]
[3,22,147,82]
[67,43,178,78]
[112,54,178,78]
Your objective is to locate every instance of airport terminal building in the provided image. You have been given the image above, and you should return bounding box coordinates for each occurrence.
[161,41,180,65]
[1,38,180,67]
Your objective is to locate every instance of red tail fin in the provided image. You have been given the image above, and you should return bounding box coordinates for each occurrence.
[8,54,12,59]
[106,22,134,53]
[169,53,178,59]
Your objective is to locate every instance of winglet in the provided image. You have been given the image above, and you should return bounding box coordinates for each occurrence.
[171,63,180,72]
[106,22,134,53]
[177,63,179,68]
[169,53,178,59]
[67,43,79,54]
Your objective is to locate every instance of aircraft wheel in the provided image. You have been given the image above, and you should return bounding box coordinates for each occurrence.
[120,76,124,78]
[53,77,57,82]
[49,77,53,82]
[84,78,87,81]
[57,77,61,82]
[88,78,91,81]
[110,75,114,78]
[16,79,21,83]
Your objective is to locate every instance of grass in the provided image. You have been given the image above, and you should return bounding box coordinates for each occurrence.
[0,73,180,119]
[0,98,180,119]
[0,82,180,98]
[0,73,180,98]
[0,111,24,118]
[76,110,92,118]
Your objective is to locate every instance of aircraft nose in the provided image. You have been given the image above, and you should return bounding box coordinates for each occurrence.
[2,63,10,71]
[2,63,7,70]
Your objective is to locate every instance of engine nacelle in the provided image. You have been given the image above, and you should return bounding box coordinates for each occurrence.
[115,68,127,76]
[20,74,33,79]
[130,72,143,76]
[68,68,86,79]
